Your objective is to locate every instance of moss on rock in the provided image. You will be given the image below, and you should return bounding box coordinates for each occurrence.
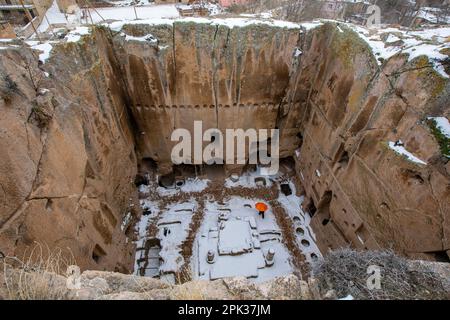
[426,118,450,158]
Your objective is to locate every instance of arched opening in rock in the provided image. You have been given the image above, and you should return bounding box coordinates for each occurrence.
[92,245,107,264]
[317,191,332,226]
[158,173,175,188]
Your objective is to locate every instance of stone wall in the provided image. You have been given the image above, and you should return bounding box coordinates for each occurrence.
[0,20,448,274]
[285,23,449,260]
[0,32,138,272]
[111,21,300,174]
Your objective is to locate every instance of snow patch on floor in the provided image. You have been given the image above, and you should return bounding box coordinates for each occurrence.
[107,15,301,32]
[157,200,197,274]
[301,21,324,31]
[194,196,293,282]
[155,178,210,197]
[38,0,68,32]
[28,5,449,80]
[224,168,274,189]
[134,199,160,274]
[123,33,157,43]
[277,181,322,264]
[90,4,180,23]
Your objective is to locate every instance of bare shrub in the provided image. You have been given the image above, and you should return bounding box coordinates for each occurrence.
[0,242,76,300]
[170,266,205,299]
[31,102,54,127]
[0,75,18,104]
[170,280,206,300]
[313,248,449,300]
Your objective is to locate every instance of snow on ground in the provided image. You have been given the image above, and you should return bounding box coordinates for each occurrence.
[224,167,274,189]
[408,27,450,41]
[25,41,55,63]
[30,4,304,62]
[157,199,197,274]
[138,177,209,197]
[277,180,322,264]
[417,7,450,24]
[345,23,450,78]
[123,32,157,43]
[88,4,180,23]
[0,44,19,50]
[134,167,321,282]
[134,199,159,274]
[403,43,448,77]
[180,178,210,193]
[155,177,210,197]
[36,3,180,32]
[194,196,293,282]
[134,176,209,279]
[240,11,274,20]
[301,21,324,31]
[108,16,302,31]
[108,18,174,31]
[388,140,427,165]
[428,116,450,138]
[385,34,401,43]
[38,0,68,32]
[30,3,449,79]
[105,0,152,6]
[65,26,91,43]
[205,3,222,16]
[121,211,132,231]
[134,197,197,278]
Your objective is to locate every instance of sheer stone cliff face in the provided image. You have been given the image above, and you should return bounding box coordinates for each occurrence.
[0,36,138,272]
[285,24,449,260]
[0,21,448,272]
[112,22,300,174]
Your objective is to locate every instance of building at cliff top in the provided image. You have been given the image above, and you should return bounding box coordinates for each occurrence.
[0,0,77,38]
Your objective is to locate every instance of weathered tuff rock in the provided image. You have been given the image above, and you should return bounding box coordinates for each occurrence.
[285,23,449,260]
[0,270,315,300]
[0,36,139,272]
[0,20,448,274]
[1,257,448,300]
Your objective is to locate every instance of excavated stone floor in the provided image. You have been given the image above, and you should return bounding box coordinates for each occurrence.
[0,5,448,278]
[133,163,321,283]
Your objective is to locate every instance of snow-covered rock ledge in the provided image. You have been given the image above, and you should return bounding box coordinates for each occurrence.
[106,16,302,32]
[17,17,449,78]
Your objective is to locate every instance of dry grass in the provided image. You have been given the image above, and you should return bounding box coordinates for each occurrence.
[313,248,450,300]
[0,75,18,104]
[170,280,206,300]
[169,266,206,300]
[0,242,76,300]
